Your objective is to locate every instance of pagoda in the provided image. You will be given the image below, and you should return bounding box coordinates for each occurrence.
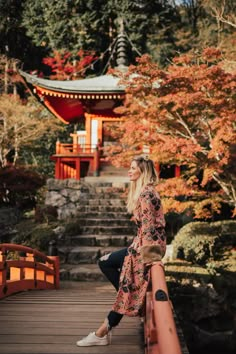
[20,29,180,180]
[20,31,128,180]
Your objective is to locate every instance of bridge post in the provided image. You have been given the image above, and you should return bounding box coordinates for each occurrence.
[0,247,7,297]
[48,240,60,289]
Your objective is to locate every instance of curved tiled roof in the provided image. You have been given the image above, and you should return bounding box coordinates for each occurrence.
[19,70,125,93]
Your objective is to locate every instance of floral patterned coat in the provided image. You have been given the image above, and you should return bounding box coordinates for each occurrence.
[112,183,166,317]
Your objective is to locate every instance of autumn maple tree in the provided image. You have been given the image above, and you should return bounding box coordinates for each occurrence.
[41,49,97,80]
[0,94,62,168]
[107,48,236,218]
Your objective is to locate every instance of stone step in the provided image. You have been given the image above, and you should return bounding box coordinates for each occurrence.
[60,246,125,264]
[99,169,128,175]
[77,205,128,213]
[76,211,130,219]
[59,245,173,281]
[84,180,129,187]
[99,163,128,176]
[79,225,136,235]
[69,234,134,247]
[83,176,129,183]
[85,199,126,206]
[93,185,128,193]
[100,166,128,173]
[48,177,135,281]
[76,218,133,226]
[99,170,128,176]
[80,192,126,199]
[99,162,127,170]
[60,264,107,282]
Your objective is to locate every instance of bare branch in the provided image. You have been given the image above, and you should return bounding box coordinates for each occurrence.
[210,0,236,28]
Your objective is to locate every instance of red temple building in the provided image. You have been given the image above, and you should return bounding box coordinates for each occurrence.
[21,69,125,179]
[20,33,180,180]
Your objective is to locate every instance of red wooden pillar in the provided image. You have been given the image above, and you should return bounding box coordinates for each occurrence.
[93,145,99,176]
[98,119,103,143]
[60,160,65,179]
[85,113,91,146]
[56,140,61,154]
[70,133,79,153]
[75,158,81,180]
[155,163,160,176]
[55,157,61,179]
[175,165,181,177]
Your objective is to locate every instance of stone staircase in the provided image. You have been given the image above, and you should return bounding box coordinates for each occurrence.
[59,178,137,281]
[99,160,129,176]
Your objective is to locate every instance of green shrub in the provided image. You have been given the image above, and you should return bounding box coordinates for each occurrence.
[12,220,57,253]
[0,166,45,210]
[172,220,236,265]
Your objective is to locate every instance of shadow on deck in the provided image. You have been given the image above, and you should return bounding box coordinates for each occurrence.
[0,281,144,354]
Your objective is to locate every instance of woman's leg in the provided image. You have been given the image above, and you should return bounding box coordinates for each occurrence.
[77,310,123,346]
[76,249,127,346]
[98,248,127,291]
[96,311,123,337]
[95,249,126,336]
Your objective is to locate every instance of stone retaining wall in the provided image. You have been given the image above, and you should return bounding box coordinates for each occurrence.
[45,178,128,220]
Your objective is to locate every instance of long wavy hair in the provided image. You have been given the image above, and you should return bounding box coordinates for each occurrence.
[127,156,158,213]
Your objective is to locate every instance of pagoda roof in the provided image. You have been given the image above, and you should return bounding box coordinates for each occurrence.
[19,70,125,94]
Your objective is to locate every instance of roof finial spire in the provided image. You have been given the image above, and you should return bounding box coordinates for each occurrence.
[115,18,128,71]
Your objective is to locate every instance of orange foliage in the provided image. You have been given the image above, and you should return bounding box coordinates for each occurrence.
[107,48,236,219]
[42,49,97,80]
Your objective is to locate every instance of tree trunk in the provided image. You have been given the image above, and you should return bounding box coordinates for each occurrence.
[4,61,8,93]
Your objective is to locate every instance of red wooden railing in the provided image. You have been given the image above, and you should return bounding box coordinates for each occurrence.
[145,262,182,354]
[53,142,100,179]
[0,243,60,299]
[55,142,97,155]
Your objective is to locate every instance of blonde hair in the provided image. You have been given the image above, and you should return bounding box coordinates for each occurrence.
[127,156,158,213]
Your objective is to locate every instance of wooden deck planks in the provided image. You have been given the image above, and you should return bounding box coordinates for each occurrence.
[0,281,144,354]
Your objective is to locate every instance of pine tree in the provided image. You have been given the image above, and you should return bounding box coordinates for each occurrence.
[22,0,109,53]
[0,0,25,57]
[0,0,46,70]
[21,0,181,68]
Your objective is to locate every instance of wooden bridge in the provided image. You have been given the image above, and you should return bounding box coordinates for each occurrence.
[0,281,143,354]
[0,243,189,354]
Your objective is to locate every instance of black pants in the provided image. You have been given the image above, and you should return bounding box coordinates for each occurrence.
[98,248,127,329]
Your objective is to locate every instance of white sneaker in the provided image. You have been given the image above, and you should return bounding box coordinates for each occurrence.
[76,332,109,346]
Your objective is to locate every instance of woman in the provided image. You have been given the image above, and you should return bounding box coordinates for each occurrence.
[76,155,166,346]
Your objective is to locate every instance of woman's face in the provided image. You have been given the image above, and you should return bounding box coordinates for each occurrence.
[128,160,141,181]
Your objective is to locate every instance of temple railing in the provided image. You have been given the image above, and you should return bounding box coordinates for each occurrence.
[55,142,97,155]
[145,262,182,354]
[52,142,100,179]
[0,243,60,299]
